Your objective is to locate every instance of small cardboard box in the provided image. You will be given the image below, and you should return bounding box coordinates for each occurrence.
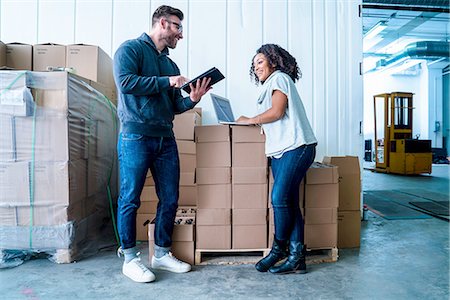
[66,44,114,89]
[196,225,231,249]
[232,183,268,209]
[337,210,361,248]
[196,209,231,225]
[33,43,66,71]
[305,162,339,185]
[196,167,231,185]
[197,184,231,208]
[231,126,266,167]
[177,140,196,173]
[305,223,338,248]
[305,207,338,224]
[6,43,32,70]
[305,183,339,208]
[232,225,267,249]
[173,108,201,141]
[195,125,231,168]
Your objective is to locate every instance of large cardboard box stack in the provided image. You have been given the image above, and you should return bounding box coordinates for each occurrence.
[0,71,118,262]
[195,125,232,249]
[231,126,268,249]
[323,156,361,248]
[6,43,33,70]
[304,162,339,249]
[137,108,201,241]
[149,207,196,265]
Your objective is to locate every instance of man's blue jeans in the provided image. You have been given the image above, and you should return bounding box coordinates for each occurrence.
[117,133,179,250]
[271,144,316,243]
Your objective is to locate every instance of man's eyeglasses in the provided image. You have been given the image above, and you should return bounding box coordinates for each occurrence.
[165,19,183,33]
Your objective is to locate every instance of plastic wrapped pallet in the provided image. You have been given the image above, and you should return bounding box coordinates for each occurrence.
[0,70,118,267]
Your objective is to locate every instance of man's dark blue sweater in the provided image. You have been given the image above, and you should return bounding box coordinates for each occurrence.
[113,32,196,137]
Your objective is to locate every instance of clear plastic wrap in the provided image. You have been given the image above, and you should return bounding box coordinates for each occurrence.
[0,70,118,267]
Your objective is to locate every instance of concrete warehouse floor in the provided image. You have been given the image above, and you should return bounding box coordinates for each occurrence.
[1,164,449,299]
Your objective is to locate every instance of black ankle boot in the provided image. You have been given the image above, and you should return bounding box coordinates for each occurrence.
[255,237,287,272]
[268,241,307,274]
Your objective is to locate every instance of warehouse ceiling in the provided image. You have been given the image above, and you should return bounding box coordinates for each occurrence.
[361,0,449,74]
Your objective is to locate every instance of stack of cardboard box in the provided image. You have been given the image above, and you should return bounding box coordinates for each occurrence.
[195,125,232,249]
[148,207,196,264]
[0,71,118,262]
[323,156,361,248]
[231,126,268,249]
[304,162,339,248]
[1,42,116,105]
[136,108,201,241]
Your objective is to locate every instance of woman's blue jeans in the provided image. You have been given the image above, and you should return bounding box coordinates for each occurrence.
[117,133,179,249]
[271,143,316,243]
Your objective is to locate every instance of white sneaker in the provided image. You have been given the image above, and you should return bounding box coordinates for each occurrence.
[151,252,191,273]
[122,257,156,283]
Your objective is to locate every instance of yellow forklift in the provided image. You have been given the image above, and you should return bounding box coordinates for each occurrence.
[373,92,432,174]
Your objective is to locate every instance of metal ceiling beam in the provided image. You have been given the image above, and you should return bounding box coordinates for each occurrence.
[362,4,450,13]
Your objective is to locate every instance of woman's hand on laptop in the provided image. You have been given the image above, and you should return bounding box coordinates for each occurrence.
[236,116,253,124]
[189,77,212,102]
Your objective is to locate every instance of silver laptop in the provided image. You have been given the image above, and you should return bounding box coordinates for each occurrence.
[210,93,253,125]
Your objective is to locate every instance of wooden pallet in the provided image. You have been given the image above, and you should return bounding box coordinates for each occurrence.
[195,247,338,265]
[195,248,270,265]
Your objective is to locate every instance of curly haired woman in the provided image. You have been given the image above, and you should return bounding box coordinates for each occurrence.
[237,44,317,274]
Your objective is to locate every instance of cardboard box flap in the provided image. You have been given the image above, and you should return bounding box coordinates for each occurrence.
[195,125,230,143]
[306,162,339,184]
[322,156,361,177]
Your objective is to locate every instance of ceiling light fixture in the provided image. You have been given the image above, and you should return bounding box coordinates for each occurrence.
[364,21,388,40]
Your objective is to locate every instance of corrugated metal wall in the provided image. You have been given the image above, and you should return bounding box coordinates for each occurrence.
[0,0,363,160]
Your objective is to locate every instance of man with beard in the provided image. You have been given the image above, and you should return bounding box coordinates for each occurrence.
[113,5,211,283]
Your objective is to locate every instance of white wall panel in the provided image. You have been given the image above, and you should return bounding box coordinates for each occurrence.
[112,0,150,56]
[75,0,113,55]
[227,0,263,120]
[1,0,38,43]
[263,0,287,48]
[188,0,227,124]
[0,0,364,159]
[38,0,75,44]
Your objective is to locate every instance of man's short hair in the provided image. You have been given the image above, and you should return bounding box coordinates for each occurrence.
[152,5,184,26]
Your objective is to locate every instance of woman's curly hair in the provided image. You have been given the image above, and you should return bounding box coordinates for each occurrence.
[250,44,302,85]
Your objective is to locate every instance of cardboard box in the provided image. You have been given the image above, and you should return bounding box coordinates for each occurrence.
[305,183,339,208]
[136,213,155,241]
[33,43,66,71]
[66,44,114,89]
[305,207,337,224]
[232,209,267,225]
[305,162,339,185]
[0,71,34,116]
[196,167,231,185]
[337,210,361,248]
[233,183,268,209]
[305,223,338,248]
[196,209,231,225]
[173,108,201,140]
[177,140,196,173]
[0,41,6,67]
[197,184,231,208]
[196,225,231,249]
[232,225,267,249]
[322,156,361,211]
[232,167,267,184]
[195,126,231,168]
[6,43,32,70]
[179,185,197,206]
[231,126,266,167]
